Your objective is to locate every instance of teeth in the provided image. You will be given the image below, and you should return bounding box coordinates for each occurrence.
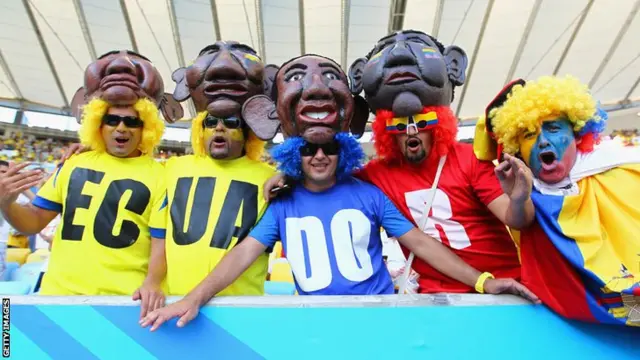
[304,111,330,120]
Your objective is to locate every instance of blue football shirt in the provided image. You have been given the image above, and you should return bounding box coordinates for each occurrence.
[249,177,414,295]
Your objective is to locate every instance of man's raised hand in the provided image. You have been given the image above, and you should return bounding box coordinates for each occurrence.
[0,162,43,207]
[495,153,533,204]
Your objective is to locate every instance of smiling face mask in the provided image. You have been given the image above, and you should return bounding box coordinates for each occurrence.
[518,116,578,184]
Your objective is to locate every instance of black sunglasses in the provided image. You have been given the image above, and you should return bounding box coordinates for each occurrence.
[102,114,144,128]
[203,115,242,129]
[300,141,340,157]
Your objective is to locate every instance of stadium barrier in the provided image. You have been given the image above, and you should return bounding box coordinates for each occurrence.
[5,294,640,359]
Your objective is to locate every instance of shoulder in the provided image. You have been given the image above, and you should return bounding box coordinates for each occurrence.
[339,177,386,198]
[165,154,191,168]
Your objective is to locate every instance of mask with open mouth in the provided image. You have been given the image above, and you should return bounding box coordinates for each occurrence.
[241,54,370,144]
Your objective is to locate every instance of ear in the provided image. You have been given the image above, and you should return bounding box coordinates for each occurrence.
[160,93,185,123]
[70,87,87,124]
[350,95,370,138]
[348,58,367,95]
[171,67,190,102]
[443,45,468,86]
[263,64,279,99]
[242,94,281,140]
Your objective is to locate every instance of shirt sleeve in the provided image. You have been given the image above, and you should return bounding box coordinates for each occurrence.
[248,205,280,248]
[32,165,64,213]
[472,157,504,206]
[148,171,167,239]
[380,193,414,238]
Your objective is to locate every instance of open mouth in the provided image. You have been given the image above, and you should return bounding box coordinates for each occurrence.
[406,138,421,151]
[212,135,227,148]
[385,71,419,85]
[299,103,337,124]
[205,82,248,97]
[114,136,130,146]
[539,151,558,170]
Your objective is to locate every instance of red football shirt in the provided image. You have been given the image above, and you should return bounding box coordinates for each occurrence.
[358,142,521,293]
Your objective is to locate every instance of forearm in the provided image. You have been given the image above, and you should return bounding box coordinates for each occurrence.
[186,238,266,306]
[399,229,481,288]
[0,202,51,235]
[504,198,535,230]
[144,238,167,285]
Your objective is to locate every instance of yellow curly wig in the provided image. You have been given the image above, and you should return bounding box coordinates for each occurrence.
[190,111,265,161]
[490,75,598,155]
[78,98,165,155]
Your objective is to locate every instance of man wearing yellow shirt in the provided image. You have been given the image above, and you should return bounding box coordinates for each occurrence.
[0,50,182,318]
[165,41,276,296]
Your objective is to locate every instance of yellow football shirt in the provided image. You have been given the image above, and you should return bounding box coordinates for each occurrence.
[33,151,167,295]
[164,155,275,296]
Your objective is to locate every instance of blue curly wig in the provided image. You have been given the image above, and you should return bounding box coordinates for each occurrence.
[270,132,365,181]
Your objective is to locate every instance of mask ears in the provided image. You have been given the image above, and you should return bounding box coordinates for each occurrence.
[70,87,87,124]
[171,67,190,102]
[348,57,367,95]
[263,64,279,98]
[350,95,370,138]
[443,45,468,86]
[241,95,281,141]
[160,93,184,123]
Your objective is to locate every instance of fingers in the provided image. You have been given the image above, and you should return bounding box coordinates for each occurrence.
[177,309,197,328]
[139,292,149,319]
[5,162,31,176]
[513,282,541,304]
[132,289,141,301]
[6,172,43,193]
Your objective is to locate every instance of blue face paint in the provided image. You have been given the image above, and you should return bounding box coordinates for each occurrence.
[524,118,577,183]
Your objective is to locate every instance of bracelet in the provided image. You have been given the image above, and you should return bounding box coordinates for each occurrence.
[474,272,494,294]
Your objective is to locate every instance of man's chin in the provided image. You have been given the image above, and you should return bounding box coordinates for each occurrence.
[404,150,426,164]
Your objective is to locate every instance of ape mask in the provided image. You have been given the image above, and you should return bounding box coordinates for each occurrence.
[70,50,183,124]
[172,41,272,161]
[70,50,183,155]
[242,54,369,144]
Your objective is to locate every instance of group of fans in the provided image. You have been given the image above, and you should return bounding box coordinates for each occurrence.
[0,29,637,332]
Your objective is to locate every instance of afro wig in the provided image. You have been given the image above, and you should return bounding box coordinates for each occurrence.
[372,105,458,164]
[270,132,365,181]
[78,97,165,155]
[490,75,607,155]
[190,111,265,161]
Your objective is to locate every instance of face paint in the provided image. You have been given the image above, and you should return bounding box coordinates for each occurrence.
[385,111,438,134]
[519,117,577,184]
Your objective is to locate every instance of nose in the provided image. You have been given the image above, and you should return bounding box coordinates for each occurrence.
[302,74,332,101]
[205,50,245,81]
[313,148,327,160]
[214,120,225,131]
[115,120,128,132]
[406,117,419,136]
[105,55,137,76]
[385,42,417,68]
[537,133,550,148]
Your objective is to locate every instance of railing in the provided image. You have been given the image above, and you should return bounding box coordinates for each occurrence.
[5,294,640,359]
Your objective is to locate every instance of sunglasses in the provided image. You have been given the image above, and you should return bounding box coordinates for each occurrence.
[387,120,433,133]
[299,141,340,157]
[203,115,242,129]
[102,114,144,128]
[385,112,439,134]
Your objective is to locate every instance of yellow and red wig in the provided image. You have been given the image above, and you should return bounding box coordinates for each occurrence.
[372,105,458,164]
[78,98,165,155]
[190,111,265,161]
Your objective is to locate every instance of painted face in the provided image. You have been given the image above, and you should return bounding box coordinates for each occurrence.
[100,106,143,158]
[202,114,246,160]
[84,51,164,107]
[518,117,577,184]
[184,41,264,116]
[351,30,467,117]
[276,56,354,144]
[300,141,339,184]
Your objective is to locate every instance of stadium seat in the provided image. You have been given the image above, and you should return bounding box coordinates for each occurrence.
[11,263,43,294]
[26,249,50,264]
[264,281,296,295]
[270,260,294,284]
[6,248,31,265]
[2,262,20,281]
[0,281,31,295]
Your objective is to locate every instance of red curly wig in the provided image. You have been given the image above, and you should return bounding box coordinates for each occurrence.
[372,105,458,164]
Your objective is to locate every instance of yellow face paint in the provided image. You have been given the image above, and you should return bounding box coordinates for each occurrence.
[228,128,245,142]
[517,114,563,166]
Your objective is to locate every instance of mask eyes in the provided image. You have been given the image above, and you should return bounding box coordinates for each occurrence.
[324,72,338,80]
[287,73,304,82]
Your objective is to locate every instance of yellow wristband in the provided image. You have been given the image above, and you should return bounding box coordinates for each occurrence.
[474,272,494,293]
